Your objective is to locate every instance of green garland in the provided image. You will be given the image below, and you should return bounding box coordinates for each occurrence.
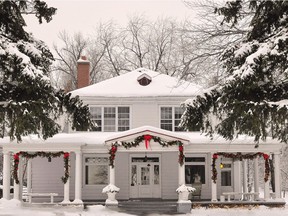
[119,135,183,148]
[109,135,184,167]
[211,152,270,183]
[13,151,70,184]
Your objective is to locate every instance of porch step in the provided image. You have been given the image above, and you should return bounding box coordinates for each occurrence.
[118,200,179,215]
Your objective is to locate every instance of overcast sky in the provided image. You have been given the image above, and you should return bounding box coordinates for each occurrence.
[24,0,196,49]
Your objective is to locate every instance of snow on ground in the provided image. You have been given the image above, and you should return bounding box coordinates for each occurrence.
[0,197,287,216]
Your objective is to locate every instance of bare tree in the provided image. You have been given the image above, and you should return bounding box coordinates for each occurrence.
[53,5,251,90]
[98,21,128,76]
[52,30,106,91]
[181,0,252,86]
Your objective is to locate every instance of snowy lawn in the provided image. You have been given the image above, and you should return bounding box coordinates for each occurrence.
[0,197,287,216]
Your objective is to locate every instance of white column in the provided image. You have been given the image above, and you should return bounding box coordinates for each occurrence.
[211,180,217,202]
[264,179,270,200]
[178,163,185,186]
[253,156,259,200]
[110,166,115,185]
[62,155,70,203]
[233,160,242,200]
[273,152,281,199]
[243,159,248,194]
[264,156,270,200]
[3,151,11,200]
[27,159,32,194]
[211,153,217,202]
[62,178,70,203]
[74,151,82,204]
[13,155,21,201]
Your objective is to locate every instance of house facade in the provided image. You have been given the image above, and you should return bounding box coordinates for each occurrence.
[0,58,285,205]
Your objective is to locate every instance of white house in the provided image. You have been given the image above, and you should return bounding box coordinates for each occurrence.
[0,57,285,206]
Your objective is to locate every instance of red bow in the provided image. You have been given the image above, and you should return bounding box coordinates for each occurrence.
[144,135,152,149]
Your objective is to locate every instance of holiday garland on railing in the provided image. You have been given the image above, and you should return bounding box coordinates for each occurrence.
[211,152,270,183]
[109,135,184,167]
[13,151,70,184]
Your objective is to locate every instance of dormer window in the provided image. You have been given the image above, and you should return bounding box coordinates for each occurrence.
[137,73,152,86]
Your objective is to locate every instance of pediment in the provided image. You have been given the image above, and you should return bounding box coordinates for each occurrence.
[105,126,190,145]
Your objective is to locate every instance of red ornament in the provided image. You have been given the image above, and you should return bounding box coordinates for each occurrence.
[144,135,152,149]
[179,145,183,152]
[14,153,19,160]
[63,152,70,159]
[263,154,269,160]
[111,145,117,152]
[213,154,218,159]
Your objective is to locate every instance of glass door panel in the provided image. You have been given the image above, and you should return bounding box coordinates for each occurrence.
[141,167,150,185]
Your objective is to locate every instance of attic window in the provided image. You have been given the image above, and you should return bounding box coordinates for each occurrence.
[137,74,152,86]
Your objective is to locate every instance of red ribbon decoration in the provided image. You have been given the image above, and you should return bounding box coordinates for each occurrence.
[144,135,152,149]
[263,153,269,160]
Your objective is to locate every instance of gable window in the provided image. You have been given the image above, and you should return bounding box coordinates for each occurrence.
[90,106,130,132]
[160,106,184,131]
[84,156,109,185]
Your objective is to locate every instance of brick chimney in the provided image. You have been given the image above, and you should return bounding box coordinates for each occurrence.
[77,56,90,89]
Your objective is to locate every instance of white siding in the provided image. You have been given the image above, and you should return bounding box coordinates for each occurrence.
[115,152,129,199]
[132,104,158,128]
[161,152,178,199]
[31,157,65,202]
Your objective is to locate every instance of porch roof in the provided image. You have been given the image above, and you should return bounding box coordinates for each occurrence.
[0,126,283,151]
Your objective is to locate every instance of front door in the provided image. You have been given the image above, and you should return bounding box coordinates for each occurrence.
[130,156,161,198]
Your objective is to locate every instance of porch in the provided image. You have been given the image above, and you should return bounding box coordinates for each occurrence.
[0,126,285,206]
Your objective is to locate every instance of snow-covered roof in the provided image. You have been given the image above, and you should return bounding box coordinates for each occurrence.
[0,132,112,145]
[70,68,203,97]
[0,127,281,146]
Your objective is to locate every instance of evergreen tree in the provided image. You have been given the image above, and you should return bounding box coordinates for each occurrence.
[0,0,93,141]
[182,0,288,144]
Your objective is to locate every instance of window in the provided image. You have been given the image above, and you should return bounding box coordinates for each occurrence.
[90,107,102,131]
[160,106,185,131]
[104,107,116,131]
[90,106,130,132]
[185,156,206,184]
[174,107,184,131]
[84,156,109,185]
[160,107,173,131]
[221,162,232,186]
[118,107,130,131]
